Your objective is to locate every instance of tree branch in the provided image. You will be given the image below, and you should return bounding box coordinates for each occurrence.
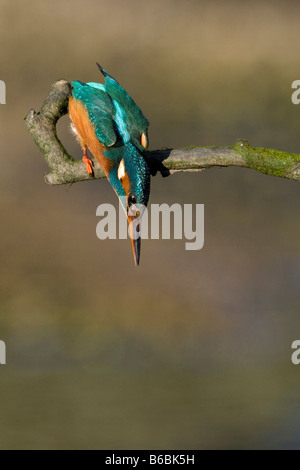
[25,80,300,185]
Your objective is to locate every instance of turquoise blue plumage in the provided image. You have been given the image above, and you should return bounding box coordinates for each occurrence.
[68,63,150,265]
[71,81,117,148]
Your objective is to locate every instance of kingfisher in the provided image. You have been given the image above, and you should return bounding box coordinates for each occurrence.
[68,63,150,266]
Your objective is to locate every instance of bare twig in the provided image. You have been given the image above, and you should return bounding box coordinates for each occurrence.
[25,80,300,185]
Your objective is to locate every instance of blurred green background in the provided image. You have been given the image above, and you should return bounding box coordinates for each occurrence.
[0,0,299,449]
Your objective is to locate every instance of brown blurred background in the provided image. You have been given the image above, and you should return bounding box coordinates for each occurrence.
[0,0,299,449]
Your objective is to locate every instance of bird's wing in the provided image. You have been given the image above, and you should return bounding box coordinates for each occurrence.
[71,81,117,147]
[96,64,149,132]
[106,77,149,132]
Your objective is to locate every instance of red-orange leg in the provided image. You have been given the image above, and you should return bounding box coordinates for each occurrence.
[82,146,94,176]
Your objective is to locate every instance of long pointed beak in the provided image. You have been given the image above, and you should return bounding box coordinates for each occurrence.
[128,216,141,266]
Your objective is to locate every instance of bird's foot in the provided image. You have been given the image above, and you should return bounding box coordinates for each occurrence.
[82,155,94,176]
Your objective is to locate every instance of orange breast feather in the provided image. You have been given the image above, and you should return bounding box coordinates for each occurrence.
[69,97,112,176]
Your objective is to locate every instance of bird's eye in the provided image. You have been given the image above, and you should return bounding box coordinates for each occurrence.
[128,193,137,205]
[141,131,148,149]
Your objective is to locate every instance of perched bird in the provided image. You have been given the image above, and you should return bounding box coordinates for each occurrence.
[68,63,150,266]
